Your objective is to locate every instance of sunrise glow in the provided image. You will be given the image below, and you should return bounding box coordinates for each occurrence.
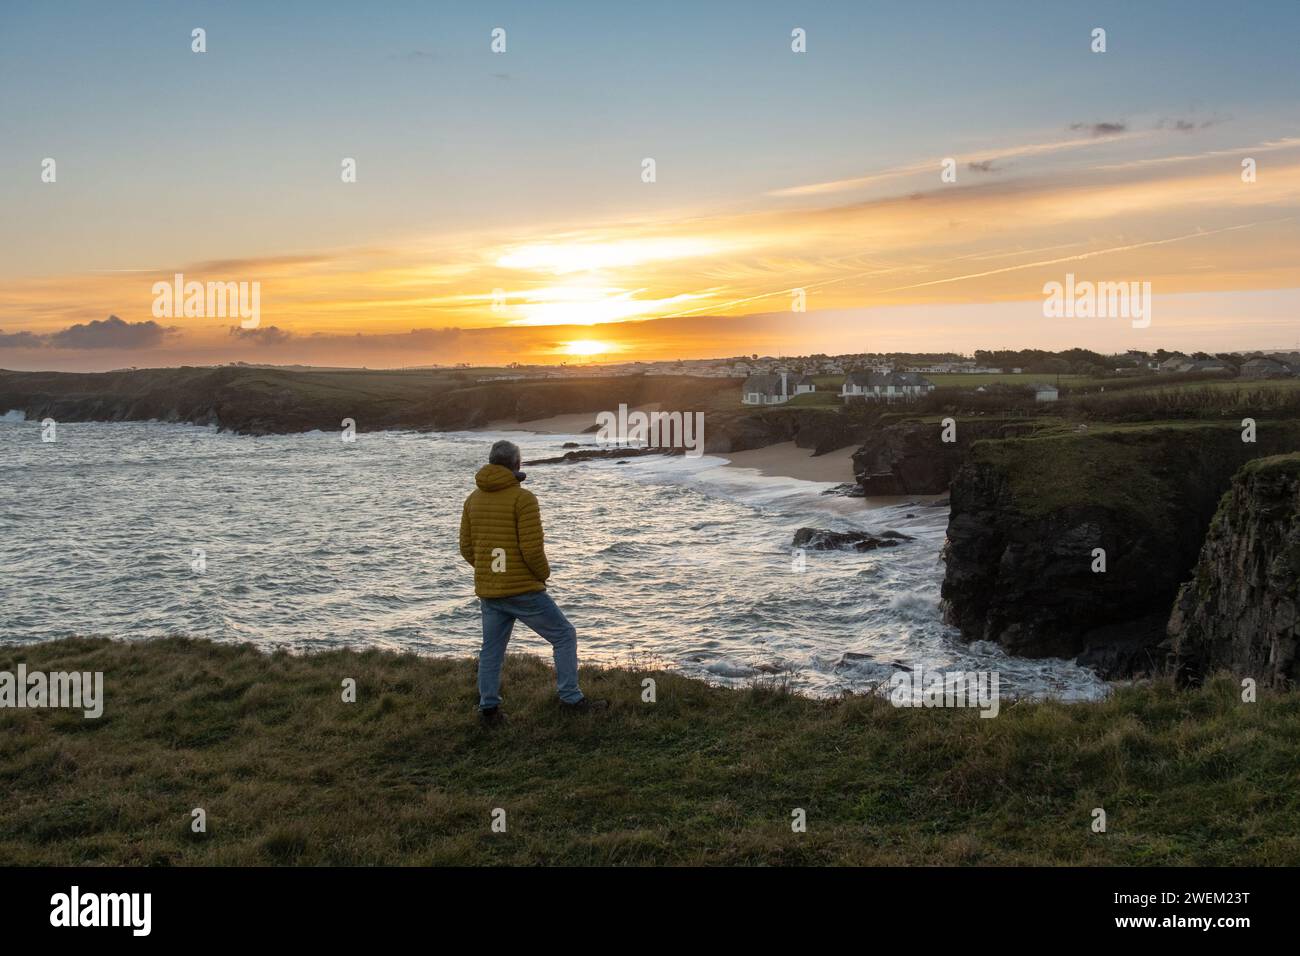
[2,3,1299,372]
[560,339,612,357]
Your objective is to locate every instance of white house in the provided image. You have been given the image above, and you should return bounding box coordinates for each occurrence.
[741,370,807,405]
[841,371,934,402]
[1033,384,1059,402]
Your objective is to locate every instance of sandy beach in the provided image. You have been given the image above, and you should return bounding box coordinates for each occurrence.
[718,441,857,483]
[482,411,605,435]
[477,414,857,484]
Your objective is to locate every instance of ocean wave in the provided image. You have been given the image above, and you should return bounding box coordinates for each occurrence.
[0,420,1109,700]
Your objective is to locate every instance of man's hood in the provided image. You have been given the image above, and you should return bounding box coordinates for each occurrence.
[475,463,522,492]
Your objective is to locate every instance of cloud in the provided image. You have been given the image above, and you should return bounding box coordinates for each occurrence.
[1157,115,1227,133]
[0,329,44,348]
[1070,121,1128,137]
[229,325,293,346]
[47,315,173,349]
[767,131,1142,197]
[4,131,1299,368]
[186,253,337,274]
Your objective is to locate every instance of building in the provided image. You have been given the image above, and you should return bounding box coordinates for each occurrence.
[1241,357,1294,379]
[1033,384,1059,402]
[841,370,934,402]
[1157,354,1189,373]
[1182,359,1234,374]
[742,370,812,405]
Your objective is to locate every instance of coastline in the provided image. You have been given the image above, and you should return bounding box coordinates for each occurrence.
[478,410,605,435]
[476,413,859,485]
[718,441,857,483]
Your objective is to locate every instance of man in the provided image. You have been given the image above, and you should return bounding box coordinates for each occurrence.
[459,439,608,722]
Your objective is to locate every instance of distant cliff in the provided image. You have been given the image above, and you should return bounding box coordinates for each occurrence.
[0,366,860,452]
[940,423,1300,677]
[1168,454,1300,688]
[0,366,746,434]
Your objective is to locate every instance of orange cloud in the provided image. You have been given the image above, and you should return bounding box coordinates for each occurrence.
[4,133,1300,370]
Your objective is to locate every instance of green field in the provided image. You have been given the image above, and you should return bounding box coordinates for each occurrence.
[777,390,842,407]
[925,372,1106,388]
[811,375,847,388]
[1127,377,1300,394]
[3,637,1297,865]
[811,372,1110,390]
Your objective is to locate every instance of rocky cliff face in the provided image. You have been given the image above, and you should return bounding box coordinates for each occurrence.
[851,417,1040,494]
[1168,455,1300,687]
[940,423,1300,677]
[703,407,862,456]
[0,367,861,454]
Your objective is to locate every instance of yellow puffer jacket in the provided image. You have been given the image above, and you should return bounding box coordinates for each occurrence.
[459,464,551,598]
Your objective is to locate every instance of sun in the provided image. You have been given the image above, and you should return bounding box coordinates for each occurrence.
[560,339,610,357]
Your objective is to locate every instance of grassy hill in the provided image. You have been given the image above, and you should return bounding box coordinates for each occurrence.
[0,366,744,434]
[2,637,1296,865]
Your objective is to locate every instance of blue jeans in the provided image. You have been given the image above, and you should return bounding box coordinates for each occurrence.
[478,591,584,709]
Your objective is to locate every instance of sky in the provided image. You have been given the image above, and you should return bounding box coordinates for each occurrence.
[2,0,1299,371]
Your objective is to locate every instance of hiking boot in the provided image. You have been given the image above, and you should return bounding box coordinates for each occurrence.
[479,706,506,725]
[560,697,609,713]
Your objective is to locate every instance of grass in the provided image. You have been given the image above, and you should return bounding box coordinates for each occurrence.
[759,391,843,408]
[1151,377,1300,394]
[1241,451,1300,477]
[1067,382,1300,421]
[2,637,1298,866]
[812,373,1103,389]
[924,372,1102,388]
[965,419,1300,519]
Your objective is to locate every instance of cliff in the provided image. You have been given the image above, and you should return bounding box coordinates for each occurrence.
[850,416,1042,494]
[0,366,863,455]
[1168,454,1300,687]
[0,366,740,434]
[940,422,1300,677]
[6,636,1298,866]
[703,406,862,456]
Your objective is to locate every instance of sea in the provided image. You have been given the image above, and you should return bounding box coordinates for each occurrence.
[0,414,1108,700]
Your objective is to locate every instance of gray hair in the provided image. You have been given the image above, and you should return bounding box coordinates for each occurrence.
[488,439,521,469]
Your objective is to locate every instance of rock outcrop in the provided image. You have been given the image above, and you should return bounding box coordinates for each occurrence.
[851,417,1041,495]
[940,423,1300,677]
[1167,454,1300,687]
[702,407,863,456]
[791,528,912,551]
[526,447,668,465]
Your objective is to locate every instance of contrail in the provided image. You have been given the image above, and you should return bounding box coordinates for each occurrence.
[871,218,1291,294]
[662,217,1290,318]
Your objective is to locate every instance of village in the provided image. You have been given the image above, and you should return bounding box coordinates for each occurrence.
[467,348,1300,406]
